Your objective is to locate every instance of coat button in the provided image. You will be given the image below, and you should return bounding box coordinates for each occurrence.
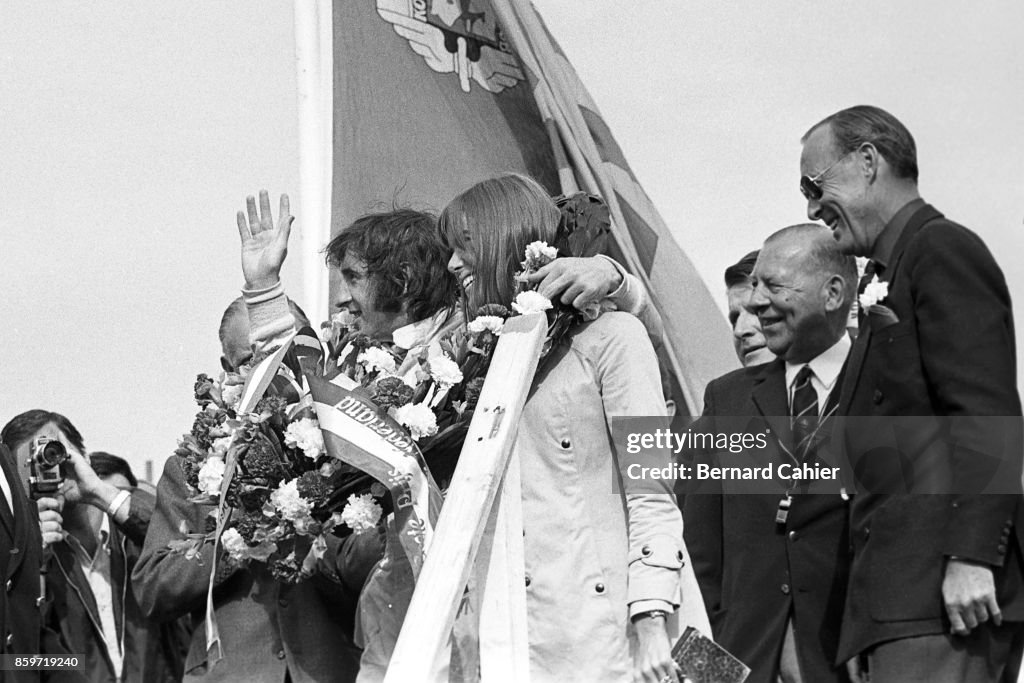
[5,632,13,647]
[999,544,1007,554]
[865,527,870,538]
[275,649,286,660]
[595,583,605,594]
[560,439,571,449]
[4,579,11,592]
[278,598,289,608]
[788,531,798,541]
[781,583,791,595]
[641,545,652,557]
[872,390,883,404]
[525,573,531,587]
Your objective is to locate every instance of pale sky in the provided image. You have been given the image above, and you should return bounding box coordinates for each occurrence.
[2,2,1021,480]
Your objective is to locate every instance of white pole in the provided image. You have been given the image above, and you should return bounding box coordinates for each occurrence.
[293,0,332,321]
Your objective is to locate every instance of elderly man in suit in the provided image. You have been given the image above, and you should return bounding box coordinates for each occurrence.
[800,104,1024,682]
[133,297,381,683]
[684,224,856,683]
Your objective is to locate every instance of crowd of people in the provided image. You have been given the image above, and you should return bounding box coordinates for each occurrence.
[1,105,1020,683]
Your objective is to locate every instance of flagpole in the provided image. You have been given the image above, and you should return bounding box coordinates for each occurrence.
[293,0,333,321]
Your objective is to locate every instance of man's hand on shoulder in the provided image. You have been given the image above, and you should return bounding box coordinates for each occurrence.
[943,557,1002,636]
[524,256,622,310]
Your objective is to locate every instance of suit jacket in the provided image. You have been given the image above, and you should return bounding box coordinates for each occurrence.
[1,445,84,683]
[683,360,850,683]
[837,203,1024,659]
[132,456,377,683]
[46,489,189,682]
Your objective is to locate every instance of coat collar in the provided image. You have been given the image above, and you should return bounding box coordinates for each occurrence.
[1,444,29,580]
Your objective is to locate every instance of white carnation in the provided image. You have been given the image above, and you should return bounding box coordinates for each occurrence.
[221,383,244,410]
[197,457,225,497]
[270,478,313,522]
[357,347,397,374]
[524,241,558,268]
[393,402,439,441]
[340,493,384,534]
[428,354,463,388]
[512,290,553,315]
[467,315,504,336]
[211,435,233,457]
[859,275,890,309]
[284,417,325,460]
[220,528,247,561]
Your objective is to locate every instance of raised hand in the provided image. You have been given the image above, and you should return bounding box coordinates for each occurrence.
[236,190,294,290]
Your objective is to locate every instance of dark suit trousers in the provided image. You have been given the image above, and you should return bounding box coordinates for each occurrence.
[867,622,1024,683]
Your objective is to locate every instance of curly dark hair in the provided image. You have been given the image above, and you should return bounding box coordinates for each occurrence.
[323,208,458,322]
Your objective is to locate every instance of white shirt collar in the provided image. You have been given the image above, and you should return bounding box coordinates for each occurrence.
[785,333,851,396]
[390,308,458,352]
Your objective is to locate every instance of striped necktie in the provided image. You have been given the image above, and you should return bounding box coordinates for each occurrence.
[791,365,819,460]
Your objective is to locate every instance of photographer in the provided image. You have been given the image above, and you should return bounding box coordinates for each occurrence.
[1,411,187,683]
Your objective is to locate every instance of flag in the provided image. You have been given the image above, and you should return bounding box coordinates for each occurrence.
[301,0,736,413]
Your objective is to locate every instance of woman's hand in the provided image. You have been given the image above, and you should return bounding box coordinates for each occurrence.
[633,614,682,683]
[236,189,293,290]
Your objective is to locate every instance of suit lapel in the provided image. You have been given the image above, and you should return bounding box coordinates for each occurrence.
[838,204,941,416]
[1,444,29,580]
[750,359,792,449]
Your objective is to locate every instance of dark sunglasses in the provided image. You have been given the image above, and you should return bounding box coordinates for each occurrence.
[800,149,857,201]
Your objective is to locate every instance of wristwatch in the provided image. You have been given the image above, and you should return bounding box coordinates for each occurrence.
[631,609,668,624]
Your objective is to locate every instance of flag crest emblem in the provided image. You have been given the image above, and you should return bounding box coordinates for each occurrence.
[377,0,524,93]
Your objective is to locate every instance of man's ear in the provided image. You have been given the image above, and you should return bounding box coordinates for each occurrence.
[858,142,881,182]
[220,356,232,372]
[823,274,847,313]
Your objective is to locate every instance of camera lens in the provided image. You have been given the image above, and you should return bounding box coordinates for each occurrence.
[38,439,68,468]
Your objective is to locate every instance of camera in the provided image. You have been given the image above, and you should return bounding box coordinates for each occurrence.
[27,436,69,497]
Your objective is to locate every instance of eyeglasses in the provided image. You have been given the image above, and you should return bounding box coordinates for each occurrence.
[799,150,857,201]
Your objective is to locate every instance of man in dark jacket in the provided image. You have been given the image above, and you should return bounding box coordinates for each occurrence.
[684,225,856,683]
[2,413,188,683]
[800,104,1024,682]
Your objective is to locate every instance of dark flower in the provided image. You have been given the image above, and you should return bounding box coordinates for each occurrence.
[256,395,289,418]
[295,471,330,509]
[232,511,266,544]
[194,374,215,405]
[476,304,510,319]
[269,553,305,584]
[225,479,271,513]
[371,376,415,411]
[239,436,285,482]
[190,410,226,450]
[464,377,486,410]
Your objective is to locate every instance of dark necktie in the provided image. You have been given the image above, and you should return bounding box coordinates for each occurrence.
[791,365,819,461]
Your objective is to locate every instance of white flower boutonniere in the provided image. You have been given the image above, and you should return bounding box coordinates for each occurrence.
[859,275,889,309]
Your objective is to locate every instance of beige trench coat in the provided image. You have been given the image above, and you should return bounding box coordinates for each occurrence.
[357,312,708,682]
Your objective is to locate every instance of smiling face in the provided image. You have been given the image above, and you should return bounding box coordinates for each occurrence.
[800,124,884,257]
[446,247,477,301]
[332,252,410,341]
[749,235,836,363]
[727,283,775,367]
